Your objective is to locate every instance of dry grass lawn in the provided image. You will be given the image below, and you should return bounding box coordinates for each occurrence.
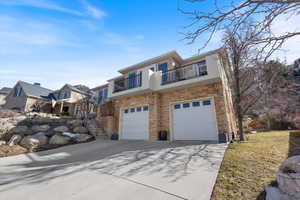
[211,131,300,200]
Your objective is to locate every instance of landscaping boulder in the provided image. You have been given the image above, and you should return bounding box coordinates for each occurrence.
[86,119,101,137]
[20,132,48,149]
[73,134,93,143]
[53,126,69,133]
[10,126,28,135]
[49,135,71,145]
[0,140,6,145]
[73,126,88,134]
[67,119,83,128]
[265,156,300,200]
[265,186,290,200]
[31,124,50,133]
[8,134,23,146]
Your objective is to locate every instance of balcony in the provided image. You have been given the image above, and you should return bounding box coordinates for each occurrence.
[161,64,207,85]
[113,73,142,93]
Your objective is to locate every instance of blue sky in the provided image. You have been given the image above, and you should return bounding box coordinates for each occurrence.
[0,0,299,90]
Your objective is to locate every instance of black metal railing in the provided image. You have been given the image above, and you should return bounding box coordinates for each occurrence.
[161,64,207,85]
[113,73,142,93]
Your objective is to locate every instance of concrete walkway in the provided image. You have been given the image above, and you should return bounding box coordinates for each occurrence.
[0,140,227,200]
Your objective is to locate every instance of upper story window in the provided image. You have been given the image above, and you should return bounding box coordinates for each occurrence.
[98,87,108,105]
[196,60,207,76]
[59,90,70,99]
[14,87,22,97]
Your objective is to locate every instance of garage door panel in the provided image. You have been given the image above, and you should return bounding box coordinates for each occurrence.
[121,107,149,140]
[172,100,218,141]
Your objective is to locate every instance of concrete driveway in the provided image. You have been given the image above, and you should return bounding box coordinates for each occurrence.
[0,140,227,200]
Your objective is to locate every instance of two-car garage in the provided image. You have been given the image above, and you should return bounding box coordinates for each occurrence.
[120,98,219,141]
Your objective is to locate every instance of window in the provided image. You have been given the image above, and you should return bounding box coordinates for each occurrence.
[143,106,148,111]
[137,107,142,112]
[192,101,200,107]
[124,109,128,114]
[150,67,155,72]
[174,104,181,109]
[130,108,135,113]
[14,87,22,97]
[203,100,211,106]
[183,103,190,108]
[197,60,207,76]
[63,90,69,99]
[98,87,108,105]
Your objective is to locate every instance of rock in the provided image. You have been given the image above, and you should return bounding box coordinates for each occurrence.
[10,126,28,134]
[67,120,83,128]
[20,132,48,149]
[31,124,50,133]
[73,126,88,134]
[88,113,97,119]
[49,135,71,145]
[73,134,93,143]
[8,135,23,146]
[0,140,6,145]
[280,155,300,173]
[86,119,101,137]
[265,186,290,200]
[53,126,69,133]
[277,156,300,200]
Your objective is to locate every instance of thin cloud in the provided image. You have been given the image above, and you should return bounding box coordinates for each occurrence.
[0,0,83,16]
[81,0,106,19]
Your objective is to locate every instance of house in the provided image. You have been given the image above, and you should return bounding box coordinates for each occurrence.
[98,48,237,142]
[3,81,53,112]
[0,87,12,106]
[91,84,109,105]
[51,84,90,116]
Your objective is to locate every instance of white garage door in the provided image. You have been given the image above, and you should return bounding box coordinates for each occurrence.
[172,99,218,141]
[121,106,149,140]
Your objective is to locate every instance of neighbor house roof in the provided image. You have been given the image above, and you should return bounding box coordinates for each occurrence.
[18,81,53,99]
[64,84,90,95]
[0,87,12,95]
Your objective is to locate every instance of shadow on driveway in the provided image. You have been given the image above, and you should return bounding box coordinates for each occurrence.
[0,140,226,199]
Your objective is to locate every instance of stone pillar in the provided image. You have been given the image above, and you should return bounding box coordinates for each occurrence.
[149,92,160,141]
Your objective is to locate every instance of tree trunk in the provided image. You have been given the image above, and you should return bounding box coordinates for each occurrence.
[233,49,245,141]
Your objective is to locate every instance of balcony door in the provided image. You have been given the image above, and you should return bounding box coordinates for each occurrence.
[128,72,136,89]
[158,63,168,84]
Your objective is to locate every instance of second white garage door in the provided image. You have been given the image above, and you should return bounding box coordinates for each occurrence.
[172,99,218,141]
[121,106,149,140]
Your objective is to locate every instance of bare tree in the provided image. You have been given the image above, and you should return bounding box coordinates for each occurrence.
[181,0,300,51]
[223,22,265,140]
[78,93,97,120]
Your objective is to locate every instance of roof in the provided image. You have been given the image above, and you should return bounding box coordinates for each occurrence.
[91,83,108,91]
[0,87,12,95]
[65,84,90,95]
[18,81,53,99]
[118,51,183,74]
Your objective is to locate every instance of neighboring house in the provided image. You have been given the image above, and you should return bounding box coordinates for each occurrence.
[91,84,109,105]
[52,84,90,116]
[0,87,12,106]
[98,48,237,142]
[3,81,53,112]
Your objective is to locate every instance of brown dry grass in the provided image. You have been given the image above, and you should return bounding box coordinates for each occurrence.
[211,131,300,200]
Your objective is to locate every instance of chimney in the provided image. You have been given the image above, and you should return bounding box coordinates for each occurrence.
[34,83,41,86]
